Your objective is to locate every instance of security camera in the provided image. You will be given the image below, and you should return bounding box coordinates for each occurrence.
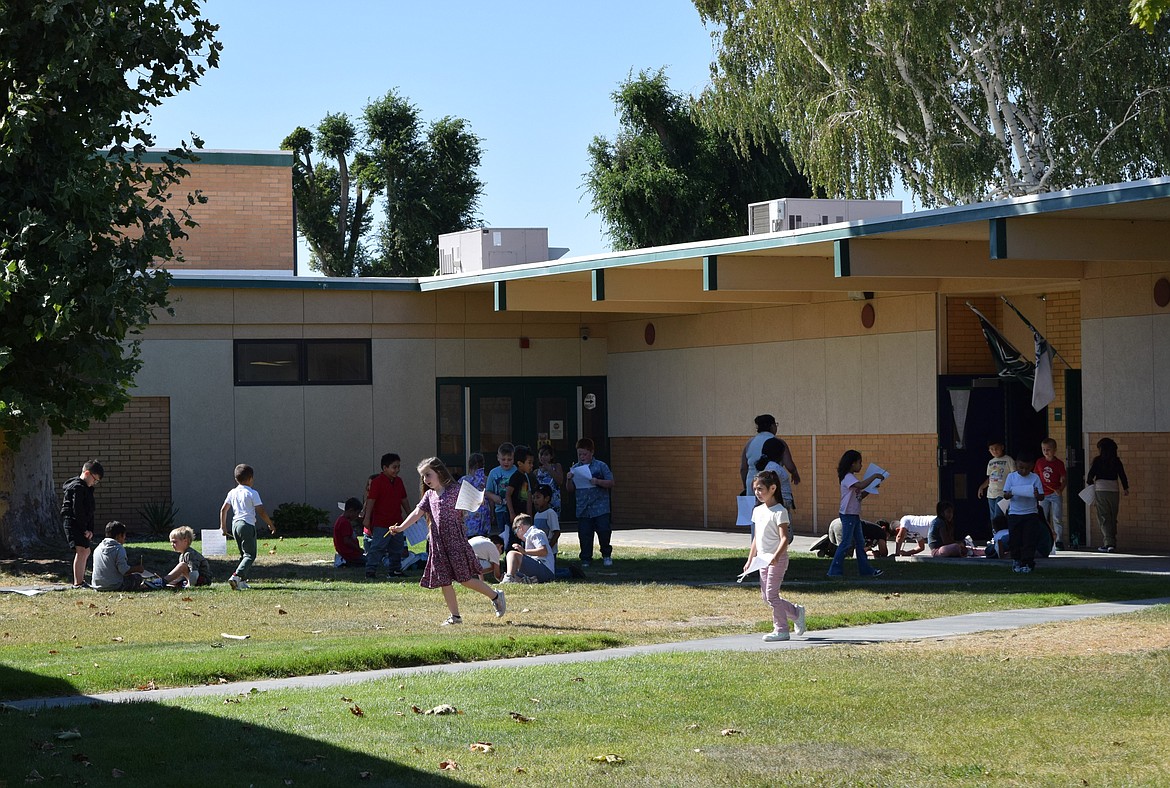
[580,327,590,341]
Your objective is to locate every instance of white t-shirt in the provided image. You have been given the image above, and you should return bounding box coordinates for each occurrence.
[524,527,555,572]
[224,484,263,525]
[533,508,560,553]
[839,473,862,515]
[986,456,1015,497]
[898,515,933,540]
[468,536,500,570]
[750,501,790,558]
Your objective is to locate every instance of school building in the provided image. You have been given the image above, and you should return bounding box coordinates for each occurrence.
[53,152,1170,553]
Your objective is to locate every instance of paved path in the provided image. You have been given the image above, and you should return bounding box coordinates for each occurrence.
[9,596,1167,712]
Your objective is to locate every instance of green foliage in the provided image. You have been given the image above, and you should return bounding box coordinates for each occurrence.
[282,90,484,277]
[696,0,1170,205]
[270,502,330,535]
[586,69,810,250]
[0,0,221,447]
[137,500,180,538]
[1132,0,1170,31]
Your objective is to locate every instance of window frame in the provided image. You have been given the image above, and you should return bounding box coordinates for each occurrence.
[233,339,372,386]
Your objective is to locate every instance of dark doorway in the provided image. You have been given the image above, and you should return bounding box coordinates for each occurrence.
[937,375,1049,541]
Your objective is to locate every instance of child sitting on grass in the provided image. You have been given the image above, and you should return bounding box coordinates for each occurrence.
[500,514,555,584]
[161,525,212,587]
[91,521,146,592]
[333,497,365,568]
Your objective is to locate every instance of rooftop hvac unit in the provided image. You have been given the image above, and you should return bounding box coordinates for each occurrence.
[747,199,903,235]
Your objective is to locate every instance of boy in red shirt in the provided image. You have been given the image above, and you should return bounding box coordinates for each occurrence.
[1035,438,1068,550]
[363,453,411,578]
[333,497,365,568]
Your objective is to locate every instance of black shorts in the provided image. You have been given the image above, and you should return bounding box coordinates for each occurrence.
[64,522,91,551]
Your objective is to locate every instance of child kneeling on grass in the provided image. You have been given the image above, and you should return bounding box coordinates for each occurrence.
[91,521,147,592]
[501,514,555,584]
[162,526,212,588]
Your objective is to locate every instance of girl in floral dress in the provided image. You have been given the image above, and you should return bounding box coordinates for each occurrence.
[392,457,506,625]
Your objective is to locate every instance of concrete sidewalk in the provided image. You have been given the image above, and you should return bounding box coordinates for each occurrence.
[9,596,1168,712]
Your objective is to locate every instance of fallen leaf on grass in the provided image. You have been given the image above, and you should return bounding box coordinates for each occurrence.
[111,768,125,777]
[521,608,530,613]
[359,771,371,780]
[514,767,527,774]
[591,754,625,764]
[136,681,157,692]
[424,704,460,715]
[571,677,584,682]
[528,697,541,704]
[26,769,44,782]
[721,728,743,736]
[685,723,700,730]
[191,612,201,617]
[509,711,534,723]
[221,633,250,640]
[55,730,81,740]
[468,742,494,753]
[394,711,405,717]
[71,753,90,766]
[411,705,423,714]
[340,696,353,703]
[47,650,58,655]
[438,760,459,771]
[275,606,287,615]
[268,549,277,555]
[350,705,364,717]
[111,637,123,643]
[224,698,240,704]
[181,596,193,602]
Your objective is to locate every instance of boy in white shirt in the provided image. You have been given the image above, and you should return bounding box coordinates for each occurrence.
[219,463,276,590]
[469,534,504,582]
[500,514,554,583]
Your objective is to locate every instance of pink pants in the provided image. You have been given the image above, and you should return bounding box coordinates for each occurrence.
[760,554,798,630]
[931,543,965,558]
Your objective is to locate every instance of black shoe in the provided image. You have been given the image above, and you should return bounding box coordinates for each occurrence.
[387,569,405,578]
[365,571,377,579]
[870,569,883,578]
[1055,541,1064,550]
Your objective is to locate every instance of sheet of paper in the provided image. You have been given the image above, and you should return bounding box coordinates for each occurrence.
[402,519,428,547]
[996,497,1010,514]
[570,463,593,486]
[736,553,773,582]
[736,496,756,526]
[862,463,888,494]
[201,529,228,556]
[455,478,485,512]
[1078,484,1096,504]
[1010,485,1037,499]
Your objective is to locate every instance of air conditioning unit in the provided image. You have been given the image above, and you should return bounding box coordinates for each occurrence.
[747,199,903,235]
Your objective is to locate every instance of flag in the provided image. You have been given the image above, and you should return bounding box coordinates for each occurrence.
[1032,332,1056,411]
[965,303,1035,388]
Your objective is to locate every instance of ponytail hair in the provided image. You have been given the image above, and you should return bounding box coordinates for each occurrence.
[837,450,862,481]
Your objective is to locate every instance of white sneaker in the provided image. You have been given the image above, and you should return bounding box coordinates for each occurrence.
[441,615,462,626]
[491,589,506,618]
[763,629,790,642]
[333,554,344,568]
[602,557,613,567]
[229,576,249,590]
[499,574,518,584]
[793,605,807,637]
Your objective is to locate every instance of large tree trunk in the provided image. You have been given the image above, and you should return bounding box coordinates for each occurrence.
[0,425,62,558]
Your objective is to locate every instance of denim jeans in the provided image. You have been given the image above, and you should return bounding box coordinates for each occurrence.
[1040,493,1064,544]
[987,496,1005,524]
[365,527,404,574]
[827,513,876,576]
[577,513,612,562]
[232,519,257,578]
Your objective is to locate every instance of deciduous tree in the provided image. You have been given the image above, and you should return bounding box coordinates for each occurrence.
[696,0,1170,205]
[586,69,810,250]
[0,0,220,556]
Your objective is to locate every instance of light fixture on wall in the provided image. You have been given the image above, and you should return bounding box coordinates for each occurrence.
[580,326,590,341]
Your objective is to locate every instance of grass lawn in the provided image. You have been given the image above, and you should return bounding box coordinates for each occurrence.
[3,606,1168,787]
[1,536,1167,703]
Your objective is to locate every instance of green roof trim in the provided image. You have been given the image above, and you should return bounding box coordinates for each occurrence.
[170,275,419,292]
[137,150,293,167]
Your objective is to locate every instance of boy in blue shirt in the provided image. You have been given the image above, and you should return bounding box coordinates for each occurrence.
[565,438,615,568]
[484,443,514,537]
[1002,455,1045,574]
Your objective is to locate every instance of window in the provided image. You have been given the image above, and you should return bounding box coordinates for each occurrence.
[234,340,371,385]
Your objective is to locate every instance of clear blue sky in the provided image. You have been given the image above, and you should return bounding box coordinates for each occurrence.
[145,0,721,273]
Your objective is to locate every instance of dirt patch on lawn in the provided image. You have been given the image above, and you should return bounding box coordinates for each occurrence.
[879,614,1170,658]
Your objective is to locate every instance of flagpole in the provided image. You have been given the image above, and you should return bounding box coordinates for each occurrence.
[1000,296,1071,369]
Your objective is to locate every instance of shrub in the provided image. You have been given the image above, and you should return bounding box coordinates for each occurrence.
[138,500,179,537]
[271,502,330,535]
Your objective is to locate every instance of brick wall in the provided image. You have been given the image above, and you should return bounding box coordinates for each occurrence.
[1084,432,1168,552]
[946,296,999,374]
[52,397,171,535]
[1044,291,1081,438]
[167,164,294,271]
[611,433,937,536]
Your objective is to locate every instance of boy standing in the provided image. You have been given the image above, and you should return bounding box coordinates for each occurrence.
[60,460,103,588]
[162,525,212,587]
[363,453,411,579]
[565,437,615,568]
[484,442,515,537]
[501,514,555,584]
[504,445,537,551]
[334,497,365,568]
[219,463,276,591]
[91,521,146,592]
[1035,438,1068,549]
[977,440,1015,525]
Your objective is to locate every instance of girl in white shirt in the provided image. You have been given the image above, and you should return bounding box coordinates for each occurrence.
[744,470,806,642]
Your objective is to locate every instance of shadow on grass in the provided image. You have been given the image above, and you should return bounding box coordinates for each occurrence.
[0,664,472,787]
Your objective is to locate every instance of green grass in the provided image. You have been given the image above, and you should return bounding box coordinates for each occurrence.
[3,606,1169,786]
[2,537,1167,701]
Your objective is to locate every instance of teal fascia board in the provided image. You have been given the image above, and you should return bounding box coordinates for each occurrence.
[130,150,293,167]
[169,275,419,292]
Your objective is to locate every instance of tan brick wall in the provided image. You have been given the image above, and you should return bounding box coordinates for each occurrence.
[166,163,294,272]
[946,296,999,374]
[1084,432,1169,552]
[1044,290,1081,439]
[611,433,937,536]
[52,397,171,535]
